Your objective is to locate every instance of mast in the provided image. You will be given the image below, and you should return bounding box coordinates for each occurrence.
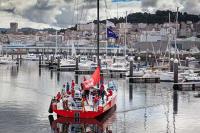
[124,11,127,56]
[97,0,100,66]
[174,7,179,59]
[55,30,58,56]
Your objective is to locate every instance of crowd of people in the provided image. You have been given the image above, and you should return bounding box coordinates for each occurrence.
[54,77,114,112]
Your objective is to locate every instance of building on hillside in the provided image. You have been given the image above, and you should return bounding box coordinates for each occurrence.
[10,22,18,33]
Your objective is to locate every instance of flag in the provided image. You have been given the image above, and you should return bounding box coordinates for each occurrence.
[112,0,140,2]
[107,28,118,39]
[83,66,100,90]
[106,20,115,28]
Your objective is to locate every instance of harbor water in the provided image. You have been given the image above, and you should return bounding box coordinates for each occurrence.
[0,61,200,133]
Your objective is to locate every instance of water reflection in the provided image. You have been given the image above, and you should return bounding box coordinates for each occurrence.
[129,84,133,101]
[49,106,116,133]
[10,65,18,77]
[39,68,41,77]
[173,90,178,114]
[51,70,53,79]
[57,72,60,82]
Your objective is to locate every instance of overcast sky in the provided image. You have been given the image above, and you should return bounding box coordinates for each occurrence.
[0,0,199,29]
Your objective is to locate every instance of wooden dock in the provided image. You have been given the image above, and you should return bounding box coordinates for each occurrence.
[128,77,160,83]
[174,82,200,91]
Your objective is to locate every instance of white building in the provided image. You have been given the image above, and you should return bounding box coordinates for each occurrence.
[139,29,163,42]
[77,23,95,32]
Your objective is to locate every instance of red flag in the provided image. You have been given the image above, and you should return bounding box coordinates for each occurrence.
[83,66,100,90]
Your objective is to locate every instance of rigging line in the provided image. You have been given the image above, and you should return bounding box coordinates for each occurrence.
[79,0,85,23]
[104,0,111,19]
[71,0,77,26]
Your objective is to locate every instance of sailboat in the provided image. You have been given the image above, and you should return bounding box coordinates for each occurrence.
[48,0,117,118]
[60,42,76,68]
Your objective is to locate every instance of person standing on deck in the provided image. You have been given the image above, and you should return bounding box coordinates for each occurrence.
[93,94,100,111]
[83,76,87,81]
[71,88,75,98]
[100,83,105,104]
[56,92,61,102]
[81,95,88,112]
[106,89,113,101]
[71,80,75,89]
[66,82,70,92]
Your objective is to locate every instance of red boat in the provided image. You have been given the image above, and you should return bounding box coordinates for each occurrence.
[48,67,118,119]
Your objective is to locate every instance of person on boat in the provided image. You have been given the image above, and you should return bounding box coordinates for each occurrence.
[81,95,88,112]
[63,96,70,110]
[56,92,61,102]
[93,94,100,111]
[71,88,75,98]
[100,83,106,104]
[66,82,70,91]
[106,89,113,101]
[71,80,75,89]
[83,76,87,81]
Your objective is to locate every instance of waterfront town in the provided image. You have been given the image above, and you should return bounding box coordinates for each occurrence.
[1,0,200,132]
[1,17,200,53]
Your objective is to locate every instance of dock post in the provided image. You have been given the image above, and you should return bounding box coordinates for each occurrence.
[173,59,179,90]
[50,56,53,68]
[39,68,41,77]
[20,53,22,60]
[42,53,44,62]
[103,54,106,59]
[11,53,14,60]
[78,55,80,63]
[113,56,116,63]
[129,84,133,101]
[39,55,41,68]
[185,57,189,67]
[137,57,141,71]
[148,54,152,66]
[129,57,133,77]
[170,58,174,72]
[57,56,60,71]
[17,54,19,64]
[76,56,79,71]
[125,55,128,61]
[75,56,79,84]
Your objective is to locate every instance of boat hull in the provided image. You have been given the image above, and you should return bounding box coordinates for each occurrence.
[53,95,117,119]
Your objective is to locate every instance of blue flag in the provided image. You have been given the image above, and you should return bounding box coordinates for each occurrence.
[107,28,118,39]
[112,0,140,2]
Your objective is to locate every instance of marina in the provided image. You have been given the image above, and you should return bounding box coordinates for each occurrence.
[1,61,200,132]
[1,0,200,132]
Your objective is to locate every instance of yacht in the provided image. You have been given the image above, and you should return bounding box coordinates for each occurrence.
[23,53,39,61]
[0,56,17,64]
[60,57,76,68]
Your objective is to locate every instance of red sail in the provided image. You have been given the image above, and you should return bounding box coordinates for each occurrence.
[83,66,100,90]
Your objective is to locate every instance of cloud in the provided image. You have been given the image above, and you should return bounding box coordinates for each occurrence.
[0,0,200,28]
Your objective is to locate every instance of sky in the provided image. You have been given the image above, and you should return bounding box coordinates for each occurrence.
[0,0,199,29]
